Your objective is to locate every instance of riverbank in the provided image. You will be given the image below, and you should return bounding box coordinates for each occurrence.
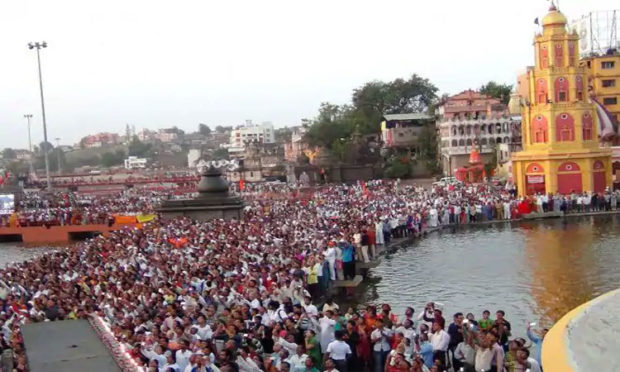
[335,209,620,293]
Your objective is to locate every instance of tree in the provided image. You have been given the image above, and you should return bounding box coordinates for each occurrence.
[211,148,229,160]
[48,148,67,172]
[169,126,185,136]
[215,125,230,134]
[198,123,212,136]
[304,103,355,149]
[101,149,126,167]
[39,141,54,153]
[351,74,438,134]
[274,127,293,143]
[479,81,513,105]
[384,155,412,179]
[1,148,16,160]
[416,124,441,174]
[128,136,152,157]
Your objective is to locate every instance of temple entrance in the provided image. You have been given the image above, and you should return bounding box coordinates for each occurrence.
[593,161,607,193]
[557,162,582,194]
[526,174,546,195]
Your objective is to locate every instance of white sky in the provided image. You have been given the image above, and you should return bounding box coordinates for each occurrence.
[0,0,616,150]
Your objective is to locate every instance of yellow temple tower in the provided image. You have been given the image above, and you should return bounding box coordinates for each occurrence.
[512,4,613,196]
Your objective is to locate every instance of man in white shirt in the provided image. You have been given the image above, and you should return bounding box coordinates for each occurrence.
[175,341,192,371]
[325,330,351,372]
[288,344,309,372]
[429,321,450,368]
[370,319,392,372]
[302,296,318,317]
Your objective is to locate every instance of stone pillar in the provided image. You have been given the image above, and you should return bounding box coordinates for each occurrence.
[582,159,594,192]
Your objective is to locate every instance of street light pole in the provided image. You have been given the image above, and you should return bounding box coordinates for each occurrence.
[28,41,52,190]
[55,137,61,175]
[24,114,34,175]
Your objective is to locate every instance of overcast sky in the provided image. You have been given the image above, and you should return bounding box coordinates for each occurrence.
[0,0,616,150]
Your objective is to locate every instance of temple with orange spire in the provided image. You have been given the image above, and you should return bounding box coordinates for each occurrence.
[511,4,613,196]
[454,148,487,183]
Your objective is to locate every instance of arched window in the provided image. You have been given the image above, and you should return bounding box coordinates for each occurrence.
[481,138,488,146]
[451,139,458,147]
[474,124,479,134]
[531,115,548,143]
[536,78,548,104]
[502,123,508,133]
[458,139,465,146]
[488,124,494,135]
[466,138,472,146]
[458,126,464,135]
[540,44,549,68]
[582,112,593,141]
[451,126,457,136]
[496,123,502,133]
[496,137,502,144]
[555,77,569,102]
[489,138,496,145]
[568,42,576,67]
[554,43,564,67]
[575,76,584,101]
[504,136,510,144]
[555,113,575,142]
[480,124,486,134]
[466,125,472,135]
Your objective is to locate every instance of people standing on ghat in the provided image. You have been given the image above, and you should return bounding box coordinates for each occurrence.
[0,180,618,371]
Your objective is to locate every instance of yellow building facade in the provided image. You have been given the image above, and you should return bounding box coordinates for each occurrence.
[512,5,613,196]
[581,54,620,124]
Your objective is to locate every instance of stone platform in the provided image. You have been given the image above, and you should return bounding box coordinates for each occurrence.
[542,288,620,372]
[22,319,121,372]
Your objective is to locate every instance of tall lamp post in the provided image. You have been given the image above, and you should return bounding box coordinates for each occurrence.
[28,41,51,190]
[24,114,34,175]
[54,137,61,174]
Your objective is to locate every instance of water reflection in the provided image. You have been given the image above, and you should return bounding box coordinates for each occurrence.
[366,215,620,334]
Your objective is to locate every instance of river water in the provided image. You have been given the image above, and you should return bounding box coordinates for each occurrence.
[362,214,620,336]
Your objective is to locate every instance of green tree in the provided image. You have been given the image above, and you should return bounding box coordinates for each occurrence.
[479,81,513,105]
[101,149,126,167]
[39,141,54,153]
[128,136,152,157]
[351,74,438,134]
[211,148,229,160]
[274,127,293,143]
[198,123,212,136]
[1,148,16,160]
[48,148,67,172]
[384,155,412,179]
[416,124,441,174]
[304,103,354,149]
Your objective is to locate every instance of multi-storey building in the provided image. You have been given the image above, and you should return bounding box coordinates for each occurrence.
[224,121,275,158]
[79,133,120,148]
[284,126,309,162]
[512,5,613,195]
[436,90,521,176]
[582,53,619,125]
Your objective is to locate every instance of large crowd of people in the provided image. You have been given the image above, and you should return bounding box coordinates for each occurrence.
[0,180,618,371]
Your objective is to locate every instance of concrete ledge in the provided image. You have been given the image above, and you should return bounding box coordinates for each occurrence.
[542,288,620,372]
[332,275,363,288]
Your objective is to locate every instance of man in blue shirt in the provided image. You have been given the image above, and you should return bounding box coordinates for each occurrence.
[526,323,548,367]
[341,241,356,280]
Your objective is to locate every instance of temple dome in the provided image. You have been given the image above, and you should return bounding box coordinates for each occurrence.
[542,5,567,27]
